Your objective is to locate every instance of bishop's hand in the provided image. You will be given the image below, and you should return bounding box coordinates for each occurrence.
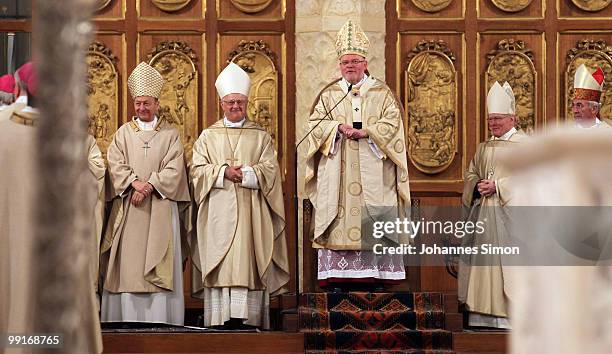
[132,180,153,198]
[131,190,146,207]
[477,179,496,197]
[224,164,244,183]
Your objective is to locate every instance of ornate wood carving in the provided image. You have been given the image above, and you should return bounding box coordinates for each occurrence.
[571,0,612,12]
[227,40,280,152]
[565,39,612,122]
[486,39,536,134]
[490,0,532,12]
[410,0,453,13]
[151,0,192,12]
[86,41,119,160]
[230,0,273,13]
[405,40,458,175]
[95,0,112,12]
[147,41,199,162]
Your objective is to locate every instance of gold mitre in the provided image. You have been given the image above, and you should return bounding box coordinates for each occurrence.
[127,62,164,99]
[573,64,604,102]
[335,19,370,58]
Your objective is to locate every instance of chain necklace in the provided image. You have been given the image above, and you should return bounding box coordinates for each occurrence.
[223,120,244,165]
[134,118,161,158]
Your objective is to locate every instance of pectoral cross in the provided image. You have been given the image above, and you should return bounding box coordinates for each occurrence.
[226,156,239,165]
[487,167,495,179]
[142,142,151,157]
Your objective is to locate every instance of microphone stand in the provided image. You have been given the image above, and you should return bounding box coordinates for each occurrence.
[293,83,352,295]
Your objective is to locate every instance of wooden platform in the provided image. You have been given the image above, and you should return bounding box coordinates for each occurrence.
[102,332,304,354]
[453,332,508,354]
[102,329,507,353]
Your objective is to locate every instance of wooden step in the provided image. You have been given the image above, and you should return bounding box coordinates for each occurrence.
[102,332,304,354]
[453,331,507,353]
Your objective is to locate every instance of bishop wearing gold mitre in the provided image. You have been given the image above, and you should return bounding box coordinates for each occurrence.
[305,20,411,289]
[190,62,289,329]
[459,82,528,329]
[571,64,610,129]
[101,62,190,325]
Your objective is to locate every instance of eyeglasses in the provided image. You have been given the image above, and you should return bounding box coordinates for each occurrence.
[339,59,366,66]
[486,116,511,123]
[222,99,246,106]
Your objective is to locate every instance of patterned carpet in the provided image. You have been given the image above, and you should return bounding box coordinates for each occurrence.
[299,292,454,353]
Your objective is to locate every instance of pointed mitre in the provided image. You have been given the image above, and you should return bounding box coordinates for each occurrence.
[487,81,516,115]
[127,62,164,99]
[335,19,370,58]
[573,64,604,102]
[215,62,251,99]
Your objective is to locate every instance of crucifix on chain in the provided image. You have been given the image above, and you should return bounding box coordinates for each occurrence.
[226,156,239,165]
[142,142,151,157]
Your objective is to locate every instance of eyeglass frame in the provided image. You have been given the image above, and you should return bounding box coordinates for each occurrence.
[221,99,247,106]
[339,59,367,66]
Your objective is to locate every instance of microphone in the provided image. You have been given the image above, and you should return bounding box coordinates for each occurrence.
[296,83,353,150]
[293,81,351,294]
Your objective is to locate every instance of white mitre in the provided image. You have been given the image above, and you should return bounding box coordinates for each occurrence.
[487,81,516,115]
[215,62,251,99]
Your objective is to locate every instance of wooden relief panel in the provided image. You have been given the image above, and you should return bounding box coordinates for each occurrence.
[96,0,112,12]
[87,39,122,159]
[485,39,537,134]
[139,34,204,163]
[399,33,464,184]
[228,40,279,151]
[564,39,612,122]
[139,0,203,19]
[92,0,124,19]
[146,41,200,163]
[478,0,542,18]
[399,0,464,19]
[218,0,284,19]
[405,40,458,175]
[219,34,285,172]
[559,0,612,18]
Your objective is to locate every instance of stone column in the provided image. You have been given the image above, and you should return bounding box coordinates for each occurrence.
[295,0,386,291]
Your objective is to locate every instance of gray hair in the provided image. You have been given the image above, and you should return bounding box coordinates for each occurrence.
[588,101,601,110]
[0,91,14,105]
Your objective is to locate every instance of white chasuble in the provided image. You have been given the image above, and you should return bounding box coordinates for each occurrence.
[101,118,190,325]
[190,119,289,328]
[305,76,411,281]
[459,129,527,328]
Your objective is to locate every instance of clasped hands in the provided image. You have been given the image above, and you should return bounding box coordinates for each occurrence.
[131,180,155,207]
[224,164,243,183]
[338,124,367,140]
[477,179,496,197]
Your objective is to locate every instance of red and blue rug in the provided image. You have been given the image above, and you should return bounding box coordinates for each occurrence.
[299,292,454,353]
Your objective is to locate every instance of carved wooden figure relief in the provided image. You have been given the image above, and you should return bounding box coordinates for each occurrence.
[405,40,458,174]
[566,40,612,123]
[230,0,274,13]
[490,0,532,12]
[409,0,453,13]
[571,0,612,12]
[86,41,119,160]
[95,0,112,12]
[486,39,536,134]
[228,40,279,152]
[151,0,192,12]
[147,41,199,162]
